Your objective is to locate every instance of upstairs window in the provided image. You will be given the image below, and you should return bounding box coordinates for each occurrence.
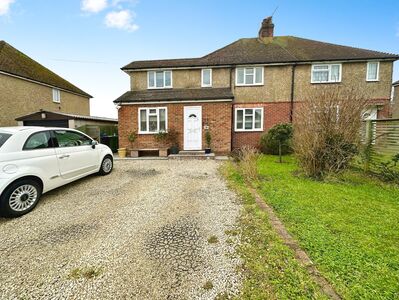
[236,67,264,86]
[366,62,379,81]
[235,108,263,131]
[311,64,341,83]
[139,107,167,134]
[201,69,212,87]
[148,71,172,89]
[52,88,61,103]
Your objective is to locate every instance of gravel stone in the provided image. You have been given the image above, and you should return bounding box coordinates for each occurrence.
[0,160,242,299]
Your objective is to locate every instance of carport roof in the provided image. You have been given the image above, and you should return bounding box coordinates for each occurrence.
[16,111,118,123]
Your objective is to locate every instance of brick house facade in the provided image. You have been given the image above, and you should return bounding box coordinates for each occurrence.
[115,17,398,155]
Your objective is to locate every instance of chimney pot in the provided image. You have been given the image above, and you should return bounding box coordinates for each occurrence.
[259,16,274,38]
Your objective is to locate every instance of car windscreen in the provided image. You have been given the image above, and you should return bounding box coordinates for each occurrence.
[0,133,12,148]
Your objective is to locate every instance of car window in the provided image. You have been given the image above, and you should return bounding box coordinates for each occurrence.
[24,131,52,150]
[54,130,92,147]
[0,133,12,148]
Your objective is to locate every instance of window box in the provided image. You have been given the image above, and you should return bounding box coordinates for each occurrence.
[147,71,172,89]
[311,64,342,83]
[138,107,167,134]
[366,61,379,82]
[236,67,264,86]
[235,108,264,131]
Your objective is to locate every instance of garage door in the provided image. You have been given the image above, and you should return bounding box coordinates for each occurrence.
[23,120,69,128]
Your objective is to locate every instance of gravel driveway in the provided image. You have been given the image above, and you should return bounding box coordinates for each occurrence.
[0,160,242,299]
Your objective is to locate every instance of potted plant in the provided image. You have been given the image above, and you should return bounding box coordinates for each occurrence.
[127,131,137,157]
[167,129,179,154]
[205,129,212,154]
[154,130,169,157]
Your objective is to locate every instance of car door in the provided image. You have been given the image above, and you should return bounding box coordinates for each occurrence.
[53,130,99,180]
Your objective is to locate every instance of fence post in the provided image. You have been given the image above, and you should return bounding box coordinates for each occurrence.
[364,120,372,172]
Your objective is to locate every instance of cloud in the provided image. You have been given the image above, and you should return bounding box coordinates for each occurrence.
[81,0,108,13]
[0,0,15,16]
[105,9,138,32]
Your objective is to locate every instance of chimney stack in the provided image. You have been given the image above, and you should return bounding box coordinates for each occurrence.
[258,16,274,38]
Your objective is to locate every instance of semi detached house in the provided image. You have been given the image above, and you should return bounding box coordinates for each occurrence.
[114,17,398,155]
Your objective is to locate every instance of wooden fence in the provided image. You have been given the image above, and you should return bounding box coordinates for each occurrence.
[361,119,399,170]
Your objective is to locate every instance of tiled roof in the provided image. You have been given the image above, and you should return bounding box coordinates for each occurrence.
[113,88,234,103]
[0,41,92,98]
[122,36,399,70]
[393,80,399,86]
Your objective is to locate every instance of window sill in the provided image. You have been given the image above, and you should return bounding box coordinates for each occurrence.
[310,81,341,84]
[366,79,379,82]
[138,131,168,135]
[235,129,264,132]
[147,87,173,90]
[235,83,264,87]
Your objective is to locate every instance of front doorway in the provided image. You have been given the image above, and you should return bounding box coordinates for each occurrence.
[183,106,202,150]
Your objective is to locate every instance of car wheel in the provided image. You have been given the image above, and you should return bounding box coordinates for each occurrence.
[0,179,42,218]
[99,155,113,176]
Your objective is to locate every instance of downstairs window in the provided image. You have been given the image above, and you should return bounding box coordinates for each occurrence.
[139,107,167,134]
[235,108,263,131]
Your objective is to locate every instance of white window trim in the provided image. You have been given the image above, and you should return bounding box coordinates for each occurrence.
[311,64,342,83]
[138,107,168,134]
[52,88,61,103]
[201,68,212,87]
[234,107,264,132]
[235,67,264,86]
[366,61,380,82]
[147,71,173,89]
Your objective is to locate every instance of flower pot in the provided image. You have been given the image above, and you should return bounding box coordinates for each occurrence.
[118,148,127,158]
[170,145,179,155]
[205,148,211,154]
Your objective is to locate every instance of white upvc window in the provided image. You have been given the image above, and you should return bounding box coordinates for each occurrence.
[52,88,61,103]
[147,70,172,89]
[201,68,212,87]
[311,64,342,83]
[138,107,167,134]
[366,61,379,82]
[236,67,264,86]
[235,108,264,131]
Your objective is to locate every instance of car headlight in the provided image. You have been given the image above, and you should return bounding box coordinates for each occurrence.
[2,164,18,174]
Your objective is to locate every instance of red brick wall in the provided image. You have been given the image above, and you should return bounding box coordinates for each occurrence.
[118,102,232,154]
[232,102,291,149]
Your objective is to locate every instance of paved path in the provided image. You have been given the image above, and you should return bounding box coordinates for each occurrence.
[0,160,242,299]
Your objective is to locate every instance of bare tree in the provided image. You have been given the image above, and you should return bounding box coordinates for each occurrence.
[293,86,369,179]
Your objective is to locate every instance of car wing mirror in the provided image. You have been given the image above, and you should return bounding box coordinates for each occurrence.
[91,140,98,149]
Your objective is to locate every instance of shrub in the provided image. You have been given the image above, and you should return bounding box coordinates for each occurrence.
[127,131,137,149]
[234,146,260,181]
[293,86,368,179]
[260,123,293,162]
[205,130,212,148]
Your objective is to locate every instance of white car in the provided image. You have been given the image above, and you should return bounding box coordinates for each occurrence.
[0,127,114,218]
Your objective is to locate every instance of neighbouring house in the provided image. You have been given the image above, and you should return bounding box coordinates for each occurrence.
[393,81,399,118]
[0,41,92,127]
[114,17,398,155]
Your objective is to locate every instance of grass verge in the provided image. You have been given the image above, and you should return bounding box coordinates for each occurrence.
[221,163,328,299]
[254,155,399,299]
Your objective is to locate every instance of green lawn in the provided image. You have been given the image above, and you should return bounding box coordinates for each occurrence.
[248,155,399,299]
[222,164,328,299]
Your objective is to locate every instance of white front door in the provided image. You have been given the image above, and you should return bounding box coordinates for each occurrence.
[184,106,202,150]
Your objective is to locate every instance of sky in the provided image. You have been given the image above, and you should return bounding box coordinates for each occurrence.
[0,0,398,118]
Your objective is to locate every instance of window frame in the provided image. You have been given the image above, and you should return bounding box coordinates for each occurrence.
[147,70,173,89]
[235,67,264,86]
[138,107,168,134]
[366,61,380,82]
[311,64,342,83]
[234,107,264,132]
[201,68,212,87]
[52,88,61,103]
